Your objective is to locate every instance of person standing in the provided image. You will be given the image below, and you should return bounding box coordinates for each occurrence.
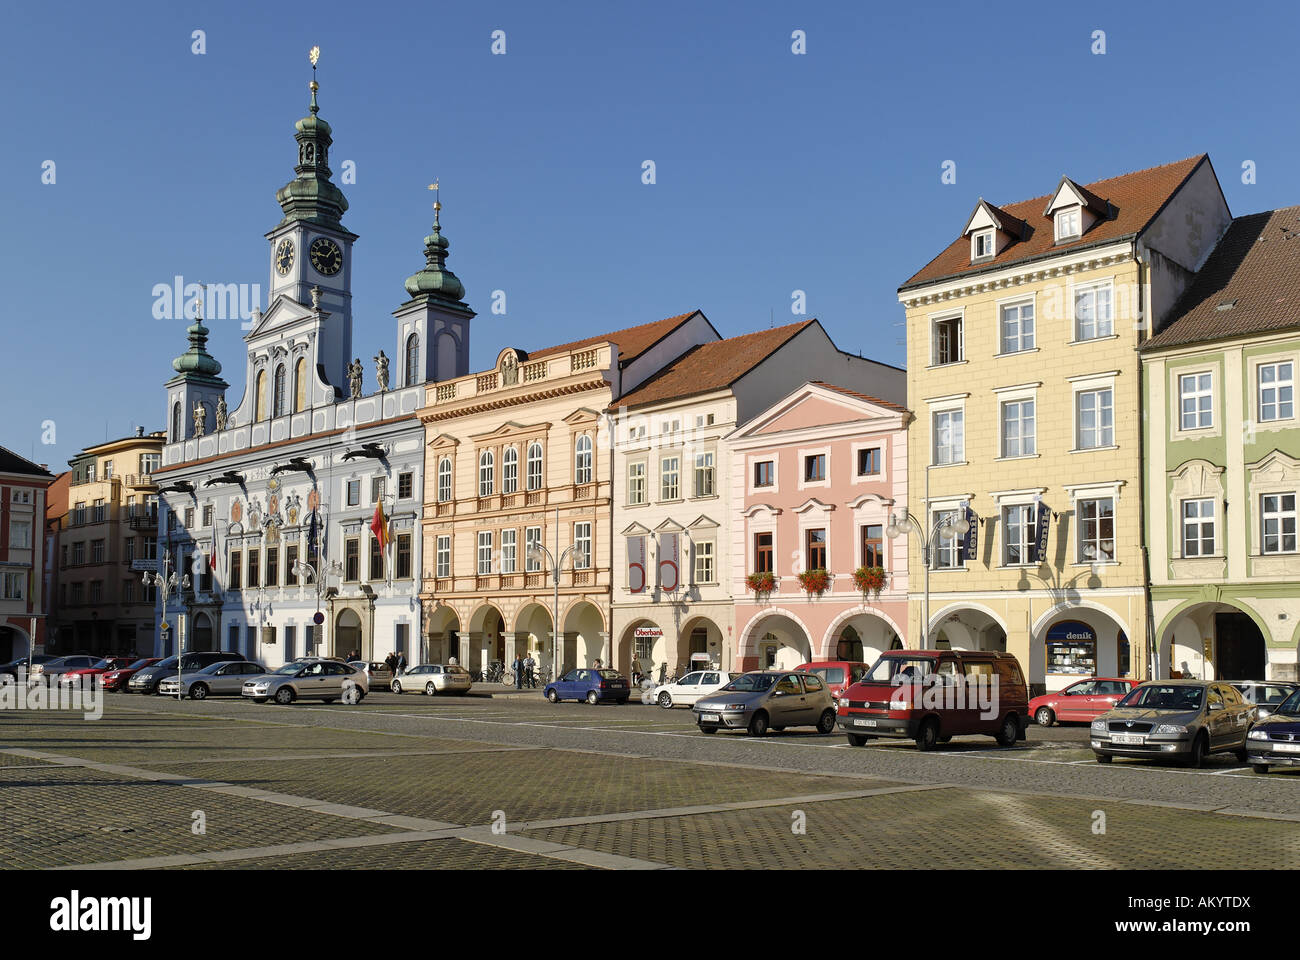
[513,653,524,689]
[395,650,407,675]
[524,652,536,689]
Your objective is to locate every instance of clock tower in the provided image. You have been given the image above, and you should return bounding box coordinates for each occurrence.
[263,63,356,390]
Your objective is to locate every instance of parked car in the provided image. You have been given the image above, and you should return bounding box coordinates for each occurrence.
[1090,680,1252,767]
[1246,688,1300,773]
[1231,681,1299,720]
[101,658,161,692]
[128,651,244,694]
[836,650,1029,750]
[158,661,267,699]
[390,663,472,695]
[693,671,836,736]
[347,660,394,689]
[544,668,630,705]
[651,669,740,708]
[1029,677,1139,726]
[795,660,869,706]
[30,655,98,681]
[57,657,135,686]
[0,654,59,682]
[242,659,369,705]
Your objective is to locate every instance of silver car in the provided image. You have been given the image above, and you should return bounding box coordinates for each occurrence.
[1090,680,1252,767]
[692,670,836,737]
[390,663,472,695]
[242,659,369,705]
[1231,681,1299,720]
[158,661,267,699]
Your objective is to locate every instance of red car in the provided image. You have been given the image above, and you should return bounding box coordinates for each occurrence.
[57,656,135,686]
[99,657,161,692]
[795,660,869,707]
[1029,677,1138,726]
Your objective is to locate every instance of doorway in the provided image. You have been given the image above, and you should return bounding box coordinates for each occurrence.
[1215,613,1266,680]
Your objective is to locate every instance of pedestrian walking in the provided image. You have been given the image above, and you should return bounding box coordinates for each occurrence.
[524,653,535,688]
[395,650,407,675]
[513,653,524,690]
[385,651,398,676]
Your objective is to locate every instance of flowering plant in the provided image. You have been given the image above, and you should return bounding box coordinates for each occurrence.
[745,571,776,595]
[853,565,887,597]
[797,568,830,596]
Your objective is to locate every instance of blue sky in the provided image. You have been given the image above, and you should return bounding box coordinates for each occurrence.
[3,0,1297,470]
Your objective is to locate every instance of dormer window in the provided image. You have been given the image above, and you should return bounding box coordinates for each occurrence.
[1055,207,1081,242]
[972,229,994,260]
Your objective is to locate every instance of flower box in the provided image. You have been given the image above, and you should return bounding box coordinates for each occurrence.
[746,571,776,595]
[853,566,887,598]
[797,568,830,596]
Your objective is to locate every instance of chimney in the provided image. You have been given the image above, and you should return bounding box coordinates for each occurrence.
[135,426,144,437]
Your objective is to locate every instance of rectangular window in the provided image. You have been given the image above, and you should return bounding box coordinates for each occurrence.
[124,537,135,562]
[89,581,103,603]
[861,524,885,569]
[93,499,106,523]
[398,472,413,499]
[1003,505,1035,565]
[266,546,279,586]
[660,457,679,500]
[371,477,385,503]
[804,454,826,482]
[574,522,592,569]
[73,542,86,565]
[754,460,774,487]
[436,535,451,578]
[9,520,31,549]
[1179,373,1213,430]
[1,573,23,601]
[500,528,517,574]
[395,533,412,579]
[806,528,827,569]
[1001,399,1036,457]
[932,316,963,365]
[229,550,242,589]
[1056,207,1081,240]
[73,502,86,526]
[121,579,134,603]
[1076,389,1114,449]
[369,534,384,580]
[184,507,194,528]
[933,409,964,464]
[1181,499,1216,557]
[693,540,714,584]
[1074,284,1114,340]
[525,527,542,572]
[1259,362,1295,422]
[1078,498,1115,562]
[202,504,213,527]
[347,480,360,506]
[694,452,715,497]
[247,547,260,588]
[477,531,493,574]
[1262,493,1297,554]
[103,460,113,479]
[857,448,881,476]
[345,538,359,581]
[999,301,1035,354]
[628,462,646,505]
[933,510,962,569]
[973,230,993,259]
[139,453,161,474]
[286,544,299,585]
[91,539,105,563]
[755,532,773,573]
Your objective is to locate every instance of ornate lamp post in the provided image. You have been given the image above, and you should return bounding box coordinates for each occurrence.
[885,466,969,649]
[526,509,588,682]
[143,550,190,699]
[293,553,343,657]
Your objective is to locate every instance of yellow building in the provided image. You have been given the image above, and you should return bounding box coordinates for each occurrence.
[896,156,1231,693]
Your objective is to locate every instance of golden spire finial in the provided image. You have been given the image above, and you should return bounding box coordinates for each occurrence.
[428,180,441,226]
[308,46,321,113]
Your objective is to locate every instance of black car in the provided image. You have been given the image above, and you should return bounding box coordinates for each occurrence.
[1247,688,1300,773]
[0,654,59,679]
[128,651,244,694]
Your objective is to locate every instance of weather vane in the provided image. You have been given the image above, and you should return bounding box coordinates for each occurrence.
[429,179,441,226]
[308,45,321,113]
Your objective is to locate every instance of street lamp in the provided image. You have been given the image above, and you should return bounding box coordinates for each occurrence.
[526,509,588,681]
[885,482,970,649]
[293,554,343,656]
[142,550,190,700]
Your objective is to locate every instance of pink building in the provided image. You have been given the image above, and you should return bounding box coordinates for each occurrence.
[729,383,910,671]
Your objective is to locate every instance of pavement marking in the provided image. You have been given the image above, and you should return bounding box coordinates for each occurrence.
[143,746,533,766]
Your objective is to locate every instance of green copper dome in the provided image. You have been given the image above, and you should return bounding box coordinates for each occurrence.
[172,318,223,377]
[274,81,349,230]
[404,221,466,301]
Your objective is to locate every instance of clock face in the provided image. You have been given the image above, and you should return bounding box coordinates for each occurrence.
[309,237,343,277]
[275,239,295,277]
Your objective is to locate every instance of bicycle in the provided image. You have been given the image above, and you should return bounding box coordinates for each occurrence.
[484,660,506,684]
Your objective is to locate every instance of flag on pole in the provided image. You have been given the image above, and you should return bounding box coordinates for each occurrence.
[308,509,319,559]
[370,500,388,550]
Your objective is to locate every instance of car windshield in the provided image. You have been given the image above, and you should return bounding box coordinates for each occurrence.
[90,658,116,670]
[1274,689,1300,716]
[154,657,178,670]
[124,658,153,670]
[272,664,303,676]
[1119,685,1205,711]
[597,670,622,679]
[721,674,779,693]
[862,656,934,683]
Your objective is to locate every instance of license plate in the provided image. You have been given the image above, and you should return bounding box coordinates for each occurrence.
[1274,743,1300,754]
[853,718,877,727]
[1111,733,1145,745]
[700,713,720,722]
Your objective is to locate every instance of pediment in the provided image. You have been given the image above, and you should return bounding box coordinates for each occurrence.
[687,514,719,529]
[471,420,534,442]
[742,503,781,518]
[1168,459,1225,498]
[654,517,684,533]
[563,407,602,425]
[848,493,895,510]
[1247,449,1300,484]
[243,294,314,342]
[427,433,460,451]
[793,497,835,515]
[621,521,652,536]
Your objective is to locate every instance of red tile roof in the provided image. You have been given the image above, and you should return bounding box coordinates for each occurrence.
[901,155,1208,290]
[812,381,911,415]
[1142,206,1300,351]
[527,310,704,366]
[614,320,818,410]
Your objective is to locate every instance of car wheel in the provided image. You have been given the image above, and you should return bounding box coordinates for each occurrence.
[425,682,437,696]
[748,711,769,737]
[1252,763,1270,775]
[274,687,295,705]
[1035,707,1054,727]
[586,690,599,705]
[817,709,836,735]
[847,734,869,747]
[190,683,208,701]
[1094,752,1112,763]
[546,689,559,703]
[1185,732,1208,768]
[1234,745,1249,763]
[391,680,402,694]
[658,691,673,709]
[915,717,939,751]
[699,726,717,734]
[995,714,1019,747]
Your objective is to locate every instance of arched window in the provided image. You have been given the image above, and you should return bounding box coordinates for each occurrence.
[526,442,543,491]
[273,365,287,418]
[437,458,452,503]
[171,401,182,442]
[255,369,267,422]
[405,333,420,387]
[575,434,592,484]
[294,357,307,412]
[502,447,518,494]
[478,451,494,497]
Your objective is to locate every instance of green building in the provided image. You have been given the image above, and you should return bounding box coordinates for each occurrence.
[1142,206,1300,682]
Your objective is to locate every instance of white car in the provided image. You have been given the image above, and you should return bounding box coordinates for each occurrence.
[390,663,473,696]
[651,670,740,708]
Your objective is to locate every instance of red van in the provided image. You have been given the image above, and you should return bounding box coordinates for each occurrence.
[794,660,869,707]
[837,649,1029,750]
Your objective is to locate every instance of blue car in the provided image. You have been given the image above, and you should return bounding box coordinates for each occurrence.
[544,668,630,705]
